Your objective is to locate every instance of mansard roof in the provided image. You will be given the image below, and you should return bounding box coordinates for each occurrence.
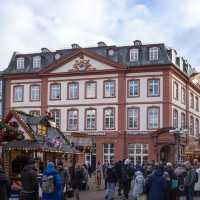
[4,42,172,74]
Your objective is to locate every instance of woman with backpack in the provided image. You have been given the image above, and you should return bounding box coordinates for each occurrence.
[42,162,62,200]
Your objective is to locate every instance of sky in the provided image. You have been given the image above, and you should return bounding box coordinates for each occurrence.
[1,0,200,70]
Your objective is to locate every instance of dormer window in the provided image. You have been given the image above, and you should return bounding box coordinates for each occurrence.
[149,47,159,61]
[33,56,41,69]
[16,57,24,69]
[129,48,139,62]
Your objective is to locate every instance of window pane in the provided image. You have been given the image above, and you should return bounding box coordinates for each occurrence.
[149,47,159,60]
[130,49,139,62]
[86,82,96,98]
[104,81,115,97]
[104,108,114,129]
[31,85,40,101]
[148,107,159,129]
[51,110,61,127]
[50,84,61,100]
[129,80,139,97]
[68,83,78,99]
[14,86,23,102]
[148,79,159,96]
[86,109,96,129]
[33,56,41,68]
[68,110,78,130]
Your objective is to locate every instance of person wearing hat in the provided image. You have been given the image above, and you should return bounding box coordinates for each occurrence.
[20,158,39,200]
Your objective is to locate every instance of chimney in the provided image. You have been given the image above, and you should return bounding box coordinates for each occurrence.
[97,41,106,47]
[41,48,50,53]
[71,43,80,49]
[133,40,142,46]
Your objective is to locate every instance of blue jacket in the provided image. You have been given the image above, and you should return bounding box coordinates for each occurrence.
[146,169,167,200]
[42,163,62,200]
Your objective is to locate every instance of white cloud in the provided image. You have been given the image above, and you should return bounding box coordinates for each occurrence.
[1,0,200,70]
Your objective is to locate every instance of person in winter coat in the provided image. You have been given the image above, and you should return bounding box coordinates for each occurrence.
[122,159,134,199]
[20,158,39,200]
[115,160,123,196]
[145,164,167,200]
[0,163,10,200]
[194,164,200,196]
[73,165,85,200]
[174,164,187,199]
[165,162,177,200]
[57,162,70,198]
[42,162,62,200]
[105,163,117,200]
[132,171,144,200]
[184,161,196,200]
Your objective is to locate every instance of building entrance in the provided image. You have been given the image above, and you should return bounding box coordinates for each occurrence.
[160,145,171,163]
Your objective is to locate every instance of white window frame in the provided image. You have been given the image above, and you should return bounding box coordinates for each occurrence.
[181,112,186,129]
[190,93,194,108]
[181,87,186,104]
[51,110,61,127]
[68,83,78,99]
[17,57,25,69]
[104,80,115,98]
[33,56,41,69]
[190,116,194,136]
[103,143,114,163]
[86,82,96,98]
[86,109,96,130]
[173,81,178,100]
[14,86,23,102]
[128,80,139,97]
[67,110,78,130]
[129,48,139,62]
[128,144,148,165]
[127,108,139,129]
[147,107,159,129]
[149,47,159,61]
[173,109,178,128]
[104,108,115,129]
[148,79,159,97]
[30,85,40,101]
[196,96,199,111]
[195,118,199,137]
[50,84,61,100]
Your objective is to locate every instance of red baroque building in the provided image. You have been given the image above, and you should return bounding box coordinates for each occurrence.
[2,41,200,166]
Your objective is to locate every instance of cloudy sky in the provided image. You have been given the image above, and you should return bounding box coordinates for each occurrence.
[1,0,200,70]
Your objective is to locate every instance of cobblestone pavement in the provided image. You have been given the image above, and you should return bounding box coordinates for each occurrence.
[67,189,200,200]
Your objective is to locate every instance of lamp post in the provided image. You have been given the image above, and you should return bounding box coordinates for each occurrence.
[169,128,188,163]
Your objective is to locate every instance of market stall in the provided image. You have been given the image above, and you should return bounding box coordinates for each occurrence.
[1,110,77,177]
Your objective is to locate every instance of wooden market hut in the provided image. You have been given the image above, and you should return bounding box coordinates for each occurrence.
[1,110,78,177]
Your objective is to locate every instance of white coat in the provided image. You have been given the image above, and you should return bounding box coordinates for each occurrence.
[132,171,145,198]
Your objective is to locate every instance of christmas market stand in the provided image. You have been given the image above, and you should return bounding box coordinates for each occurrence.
[0,110,80,177]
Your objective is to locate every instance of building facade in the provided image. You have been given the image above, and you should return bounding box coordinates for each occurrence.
[2,41,200,165]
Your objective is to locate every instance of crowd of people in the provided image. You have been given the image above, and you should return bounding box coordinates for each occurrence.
[0,158,90,200]
[1,157,200,200]
[102,159,200,200]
